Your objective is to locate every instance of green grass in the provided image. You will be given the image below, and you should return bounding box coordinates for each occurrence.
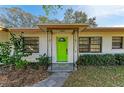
[64,66,124,87]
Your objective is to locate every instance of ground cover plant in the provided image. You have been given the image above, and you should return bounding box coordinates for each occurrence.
[64,66,124,87]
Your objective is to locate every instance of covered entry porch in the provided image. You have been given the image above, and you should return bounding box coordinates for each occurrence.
[38,24,88,71]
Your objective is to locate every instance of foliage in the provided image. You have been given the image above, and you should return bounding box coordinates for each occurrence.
[0,6,97,27]
[0,31,51,69]
[63,8,97,27]
[39,8,97,27]
[0,7,38,28]
[10,32,31,69]
[28,63,39,70]
[10,32,31,58]
[114,54,124,65]
[74,11,88,23]
[63,8,74,23]
[39,16,62,24]
[15,60,28,69]
[0,32,31,69]
[28,54,51,69]
[88,17,97,27]
[39,16,49,23]
[42,5,63,16]
[36,53,51,67]
[0,42,12,64]
[0,6,62,27]
[77,54,124,66]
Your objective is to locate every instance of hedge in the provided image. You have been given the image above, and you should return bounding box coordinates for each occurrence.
[77,54,124,66]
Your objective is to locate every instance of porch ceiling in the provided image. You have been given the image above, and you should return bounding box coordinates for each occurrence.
[37,24,89,31]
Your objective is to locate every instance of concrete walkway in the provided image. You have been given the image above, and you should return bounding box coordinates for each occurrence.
[32,72,70,87]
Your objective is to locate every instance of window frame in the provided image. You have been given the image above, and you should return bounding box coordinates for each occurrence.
[79,37,102,53]
[112,36,123,49]
[23,37,39,53]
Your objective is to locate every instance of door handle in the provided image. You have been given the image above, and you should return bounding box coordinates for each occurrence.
[66,48,68,54]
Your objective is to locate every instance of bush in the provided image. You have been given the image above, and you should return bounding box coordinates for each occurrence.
[28,62,39,70]
[0,42,12,64]
[77,54,124,66]
[36,53,51,68]
[15,60,28,69]
[0,32,31,70]
[114,54,124,65]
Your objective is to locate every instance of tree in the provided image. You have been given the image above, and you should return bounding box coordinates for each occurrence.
[39,5,63,24]
[0,6,63,27]
[39,16,49,23]
[63,8,97,27]
[87,17,97,27]
[38,16,62,24]
[0,6,97,27]
[63,8,74,23]
[0,7,38,28]
[42,5,62,16]
[74,11,87,23]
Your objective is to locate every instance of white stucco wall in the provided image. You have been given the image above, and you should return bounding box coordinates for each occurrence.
[11,30,76,63]
[11,31,47,62]
[79,31,124,54]
[0,31,9,42]
[2,29,124,63]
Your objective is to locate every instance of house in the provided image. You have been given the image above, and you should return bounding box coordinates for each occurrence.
[1,24,124,70]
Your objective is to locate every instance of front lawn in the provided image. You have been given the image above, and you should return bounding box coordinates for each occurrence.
[64,66,124,87]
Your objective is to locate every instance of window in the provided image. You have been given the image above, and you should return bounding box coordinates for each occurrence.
[79,37,89,52]
[23,37,39,53]
[79,37,102,53]
[112,37,123,49]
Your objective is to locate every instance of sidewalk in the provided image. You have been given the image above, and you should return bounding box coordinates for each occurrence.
[32,72,70,87]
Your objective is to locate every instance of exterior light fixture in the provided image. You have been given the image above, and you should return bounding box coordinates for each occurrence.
[0,26,9,32]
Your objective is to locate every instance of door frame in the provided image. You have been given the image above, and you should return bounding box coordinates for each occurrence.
[56,36,68,62]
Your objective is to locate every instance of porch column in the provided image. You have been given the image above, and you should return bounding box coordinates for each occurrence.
[73,29,79,63]
[47,29,52,58]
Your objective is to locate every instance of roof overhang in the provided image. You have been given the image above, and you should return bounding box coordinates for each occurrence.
[37,24,89,31]
[3,25,124,33]
[9,28,40,32]
[83,27,124,32]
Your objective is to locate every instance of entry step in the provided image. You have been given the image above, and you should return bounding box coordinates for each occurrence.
[48,63,75,72]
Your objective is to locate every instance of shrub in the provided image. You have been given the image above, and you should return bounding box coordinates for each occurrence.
[114,54,124,65]
[15,60,28,69]
[0,32,31,70]
[28,63,39,70]
[36,53,51,68]
[0,42,12,64]
[76,54,122,66]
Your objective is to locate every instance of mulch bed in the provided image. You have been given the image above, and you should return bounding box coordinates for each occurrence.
[0,66,49,87]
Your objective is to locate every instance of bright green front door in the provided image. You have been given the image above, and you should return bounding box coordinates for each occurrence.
[56,37,68,62]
